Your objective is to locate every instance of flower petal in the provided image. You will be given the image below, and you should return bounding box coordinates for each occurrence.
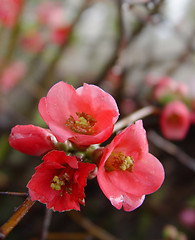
[38,81,119,146]
[107,153,164,196]
[9,125,56,156]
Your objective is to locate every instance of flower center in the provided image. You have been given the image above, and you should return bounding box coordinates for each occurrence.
[104,152,134,172]
[50,176,65,191]
[65,112,97,135]
[50,167,74,195]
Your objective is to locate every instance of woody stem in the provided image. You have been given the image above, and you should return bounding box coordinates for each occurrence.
[0,196,35,239]
[113,105,159,133]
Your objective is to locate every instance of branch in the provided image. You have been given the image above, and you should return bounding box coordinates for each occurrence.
[0,196,35,239]
[113,105,159,133]
[0,192,28,197]
[148,130,195,172]
[68,211,119,240]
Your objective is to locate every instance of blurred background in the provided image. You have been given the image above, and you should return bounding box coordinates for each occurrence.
[0,0,195,239]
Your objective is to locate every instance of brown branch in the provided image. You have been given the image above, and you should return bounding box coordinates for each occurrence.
[0,192,28,197]
[113,105,159,133]
[68,211,119,240]
[0,196,35,239]
[148,130,195,172]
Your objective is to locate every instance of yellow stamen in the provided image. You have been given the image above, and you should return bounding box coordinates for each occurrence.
[50,176,65,191]
[105,152,134,172]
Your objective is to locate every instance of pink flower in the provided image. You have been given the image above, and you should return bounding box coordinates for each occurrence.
[97,120,164,211]
[39,81,119,147]
[27,151,96,211]
[0,61,26,93]
[153,77,177,102]
[151,76,189,104]
[160,101,190,140]
[9,125,57,156]
[0,0,23,27]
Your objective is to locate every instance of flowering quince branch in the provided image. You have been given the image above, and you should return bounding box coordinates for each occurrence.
[0,196,35,240]
[113,105,159,133]
[3,82,165,238]
[0,191,28,197]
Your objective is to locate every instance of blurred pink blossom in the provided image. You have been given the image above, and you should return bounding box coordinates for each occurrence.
[0,61,26,93]
[37,1,70,45]
[146,76,189,104]
[160,101,190,140]
[0,0,23,27]
[153,77,178,101]
[179,208,195,229]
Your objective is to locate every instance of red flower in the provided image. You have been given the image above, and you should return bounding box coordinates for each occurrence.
[27,151,96,211]
[97,120,164,211]
[39,81,119,146]
[9,125,57,156]
[160,101,190,140]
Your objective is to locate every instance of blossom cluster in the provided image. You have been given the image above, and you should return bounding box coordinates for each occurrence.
[9,81,164,212]
[146,77,195,140]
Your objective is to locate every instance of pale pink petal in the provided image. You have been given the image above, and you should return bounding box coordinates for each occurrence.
[107,153,164,196]
[160,101,190,140]
[122,194,145,212]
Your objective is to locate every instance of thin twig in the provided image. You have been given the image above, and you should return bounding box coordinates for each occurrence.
[148,130,195,172]
[41,208,53,240]
[68,211,119,240]
[0,196,35,239]
[113,105,159,133]
[0,192,28,197]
